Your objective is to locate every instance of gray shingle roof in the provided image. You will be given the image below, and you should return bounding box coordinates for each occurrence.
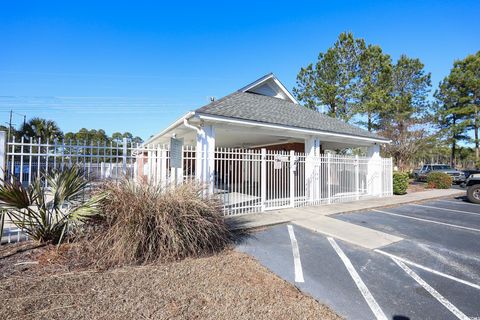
[195,92,388,141]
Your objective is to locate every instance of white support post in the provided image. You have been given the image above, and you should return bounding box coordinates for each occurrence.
[261,148,266,212]
[367,144,381,196]
[355,155,359,200]
[195,124,215,192]
[290,150,295,208]
[206,126,215,194]
[327,153,331,204]
[304,136,321,203]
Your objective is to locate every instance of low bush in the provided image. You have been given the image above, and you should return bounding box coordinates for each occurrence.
[427,172,452,189]
[393,172,409,195]
[95,180,231,267]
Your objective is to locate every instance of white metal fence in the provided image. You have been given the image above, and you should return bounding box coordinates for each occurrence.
[211,148,393,216]
[3,137,393,217]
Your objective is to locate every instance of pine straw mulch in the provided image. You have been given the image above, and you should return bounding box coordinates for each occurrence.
[0,242,341,320]
[407,180,429,193]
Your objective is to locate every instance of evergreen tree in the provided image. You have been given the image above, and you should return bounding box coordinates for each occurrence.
[293,32,365,121]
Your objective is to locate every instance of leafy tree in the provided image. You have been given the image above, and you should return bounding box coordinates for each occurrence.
[379,55,432,170]
[19,117,63,142]
[293,32,365,121]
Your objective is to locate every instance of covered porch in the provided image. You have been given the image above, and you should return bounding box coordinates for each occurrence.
[145,114,390,215]
[144,73,392,215]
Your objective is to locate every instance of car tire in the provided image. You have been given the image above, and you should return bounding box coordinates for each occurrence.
[467,184,480,204]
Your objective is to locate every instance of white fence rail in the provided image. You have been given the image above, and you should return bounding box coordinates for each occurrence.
[3,136,393,217]
[210,149,392,216]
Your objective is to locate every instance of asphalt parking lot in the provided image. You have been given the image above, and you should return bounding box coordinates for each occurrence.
[236,196,480,320]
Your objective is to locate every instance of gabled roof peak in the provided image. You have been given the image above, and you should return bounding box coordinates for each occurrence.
[237,73,298,104]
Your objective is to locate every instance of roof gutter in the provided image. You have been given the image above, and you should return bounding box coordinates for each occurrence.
[143,111,195,145]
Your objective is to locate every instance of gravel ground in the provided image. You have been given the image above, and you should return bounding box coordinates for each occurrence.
[0,243,340,320]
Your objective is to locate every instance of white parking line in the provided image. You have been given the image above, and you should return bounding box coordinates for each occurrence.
[436,199,480,208]
[328,237,388,320]
[374,249,480,290]
[392,257,470,320]
[411,204,480,216]
[287,225,304,283]
[372,209,480,233]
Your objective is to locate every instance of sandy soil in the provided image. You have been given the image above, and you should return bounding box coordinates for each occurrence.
[0,242,341,320]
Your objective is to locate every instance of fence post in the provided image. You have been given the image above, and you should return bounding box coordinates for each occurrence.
[0,131,5,242]
[122,138,128,176]
[355,155,359,200]
[0,131,5,183]
[160,148,167,186]
[290,150,295,208]
[390,158,394,196]
[261,148,266,212]
[327,153,331,204]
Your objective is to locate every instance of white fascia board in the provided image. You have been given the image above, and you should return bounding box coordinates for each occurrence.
[272,77,299,104]
[237,73,274,93]
[238,73,299,104]
[197,113,391,144]
[143,111,195,145]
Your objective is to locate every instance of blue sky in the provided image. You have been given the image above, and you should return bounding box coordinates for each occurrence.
[1,0,479,140]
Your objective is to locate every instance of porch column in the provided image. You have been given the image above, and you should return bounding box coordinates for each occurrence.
[305,136,321,202]
[195,124,215,193]
[367,144,381,196]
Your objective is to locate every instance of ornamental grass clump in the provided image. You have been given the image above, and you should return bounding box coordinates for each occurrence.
[95,179,231,266]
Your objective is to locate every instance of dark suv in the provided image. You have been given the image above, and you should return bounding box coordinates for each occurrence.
[416,164,466,184]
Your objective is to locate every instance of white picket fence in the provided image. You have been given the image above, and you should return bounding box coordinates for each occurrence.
[3,137,393,216]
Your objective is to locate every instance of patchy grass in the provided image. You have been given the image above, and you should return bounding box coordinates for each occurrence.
[0,243,340,320]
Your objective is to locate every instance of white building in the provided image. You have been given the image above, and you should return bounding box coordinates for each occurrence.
[145,73,392,215]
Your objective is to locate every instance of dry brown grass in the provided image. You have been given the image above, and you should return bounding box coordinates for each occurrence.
[0,249,341,320]
[93,180,232,267]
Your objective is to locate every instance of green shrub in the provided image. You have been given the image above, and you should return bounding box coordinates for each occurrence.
[95,180,232,267]
[0,166,104,244]
[393,172,409,195]
[427,172,452,189]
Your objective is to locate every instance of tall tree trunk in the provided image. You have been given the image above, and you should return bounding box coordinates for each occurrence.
[451,140,456,167]
[475,104,479,167]
[451,116,457,167]
[367,111,372,132]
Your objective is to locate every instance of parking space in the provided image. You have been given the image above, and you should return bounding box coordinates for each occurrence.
[236,197,480,320]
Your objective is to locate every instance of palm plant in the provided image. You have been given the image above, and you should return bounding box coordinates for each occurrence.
[19,117,63,142]
[0,166,104,244]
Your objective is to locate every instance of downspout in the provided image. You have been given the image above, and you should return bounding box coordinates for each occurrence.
[183,115,205,181]
[183,115,202,135]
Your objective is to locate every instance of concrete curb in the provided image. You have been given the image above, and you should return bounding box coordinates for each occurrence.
[226,189,465,231]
